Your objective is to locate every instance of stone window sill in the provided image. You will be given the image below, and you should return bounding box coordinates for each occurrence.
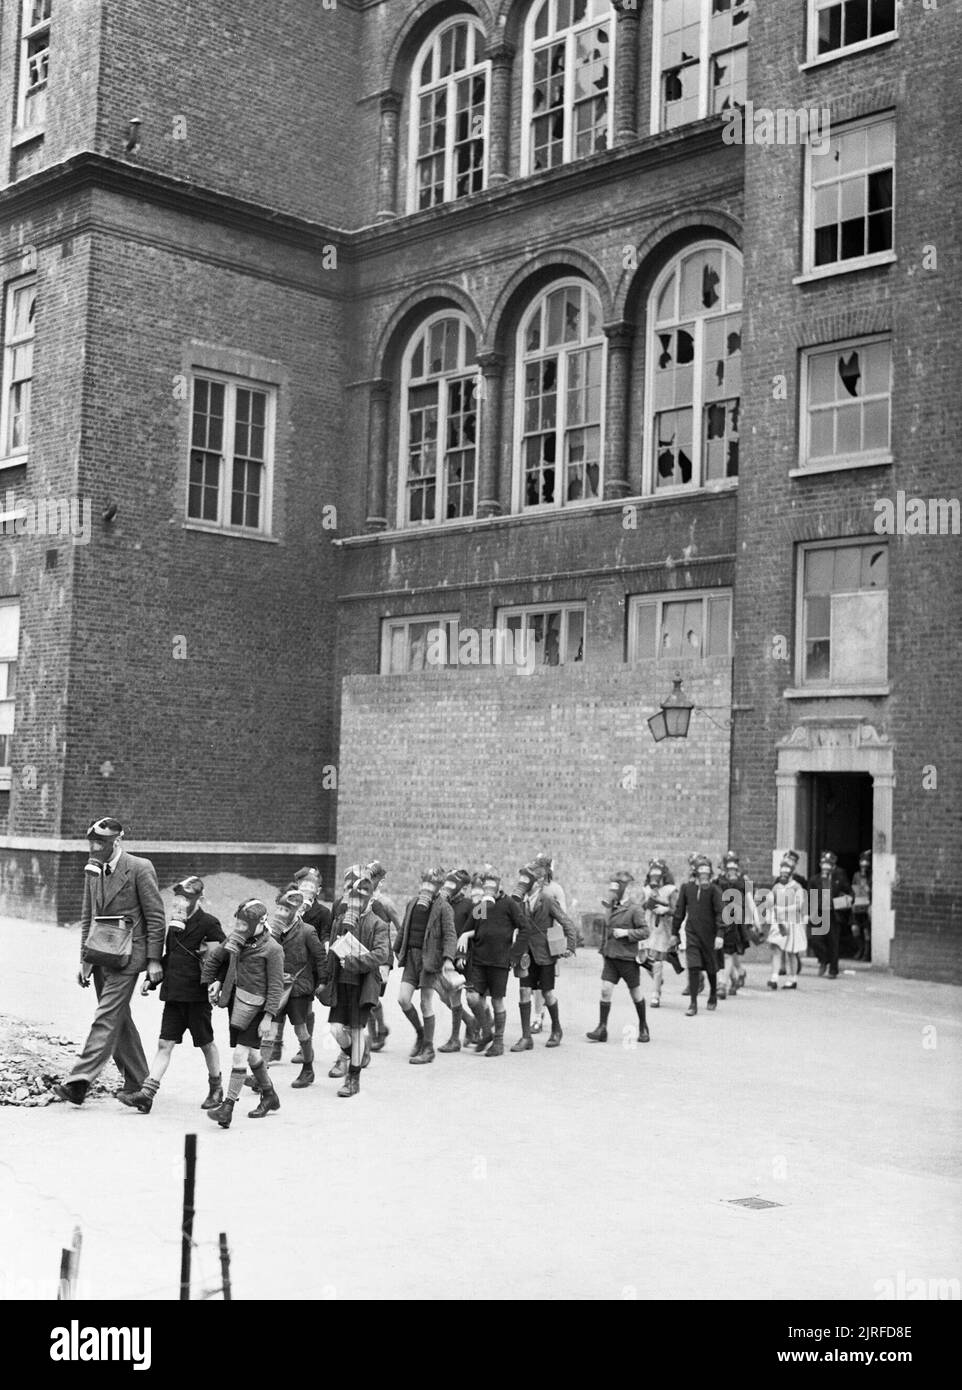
[783,685,890,699]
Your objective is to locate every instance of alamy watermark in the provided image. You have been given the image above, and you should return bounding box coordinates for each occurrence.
[722,101,831,154]
[0,490,92,544]
[874,491,961,536]
[425,626,537,676]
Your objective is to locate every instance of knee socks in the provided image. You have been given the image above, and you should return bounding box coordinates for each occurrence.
[402,1004,423,1042]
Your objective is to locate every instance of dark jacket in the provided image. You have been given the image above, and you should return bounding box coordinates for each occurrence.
[469,893,529,968]
[599,899,648,960]
[160,907,224,1002]
[81,850,167,975]
[202,930,286,1017]
[274,919,326,997]
[811,867,852,927]
[327,908,392,1009]
[396,893,457,973]
[672,881,724,952]
[303,898,333,948]
[524,892,577,965]
[332,896,395,967]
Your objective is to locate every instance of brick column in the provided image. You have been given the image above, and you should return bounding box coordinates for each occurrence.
[602,321,634,500]
[486,43,515,185]
[612,1,640,144]
[476,351,505,517]
[366,380,391,532]
[376,90,402,221]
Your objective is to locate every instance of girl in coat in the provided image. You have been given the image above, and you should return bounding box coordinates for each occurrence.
[763,860,808,990]
[640,860,680,1008]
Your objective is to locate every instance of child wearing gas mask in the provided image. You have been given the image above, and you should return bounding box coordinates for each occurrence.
[324,868,391,1098]
[266,888,326,1088]
[641,860,681,1008]
[438,869,480,1052]
[458,869,528,1057]
[201,899,285,1128]
[510,863,577,1050]
[672,857,725,1015]
[118,876,225,1114]
[395,866,465,1064]
[587,871,651,1044]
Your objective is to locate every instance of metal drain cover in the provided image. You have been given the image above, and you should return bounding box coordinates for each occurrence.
[728,1197,783,1209]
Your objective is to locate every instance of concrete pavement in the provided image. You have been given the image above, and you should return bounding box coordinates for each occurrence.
[0,915,959,1301]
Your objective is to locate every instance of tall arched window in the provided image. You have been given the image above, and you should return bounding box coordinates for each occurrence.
[409,18,489,211]
[524,0,613,173]
[516,280,605,510]
[400,313,479,526]
[646,242,742,492]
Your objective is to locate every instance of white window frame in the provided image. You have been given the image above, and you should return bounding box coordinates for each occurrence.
[185,372,276,538]
[797,334,893,474]
[513,277,607,514]
[380,613,461,674]
[643,241,743,496]
[521,0,615,176]
[17,0,52,132]
[496,602,586,666]
[397,312,479,530]
[0,276,36,466]
[802,111,896,278]
[406,17,490,214]
[650,0,750,135]
[805,0,898,67]
[794,539,889,690]
[0,598,20,790]
[627,589,732,663]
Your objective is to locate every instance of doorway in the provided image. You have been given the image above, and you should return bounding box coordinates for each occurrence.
[799,771,873,959]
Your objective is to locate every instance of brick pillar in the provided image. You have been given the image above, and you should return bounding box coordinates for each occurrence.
[602,321,634,500]
[366,380,391,532]
[487,43,515,185]
[476,351,505,517]
[612,1,640,144]
[376,90,402,221]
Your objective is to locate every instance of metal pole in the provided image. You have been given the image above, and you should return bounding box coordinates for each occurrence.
[180,1134,197,1302]
[218,1232,231,1302]
[57,1247,71,1301]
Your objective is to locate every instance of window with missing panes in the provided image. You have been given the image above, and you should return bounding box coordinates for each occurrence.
[188,375,274,535]
[0,600,20,784]
[410,19,488,211]
[648,243,742,491]
[801,337,892,468]
[798,541,888,687]
[497,604,585,667]
[810,0,897,60]
[1,278,35,459]
[807,113,894,273]
[629,591,732,662]
[381,615,460,674]
[655,0,749,132]
[525,0,612,173]
[19,0,51,130]
[518,281,604,510]
[401,314,478,526]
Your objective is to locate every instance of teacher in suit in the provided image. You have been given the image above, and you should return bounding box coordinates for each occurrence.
[54,817,166,1106]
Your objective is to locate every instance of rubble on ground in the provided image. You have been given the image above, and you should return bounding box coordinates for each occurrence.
[0,1015,119,1106]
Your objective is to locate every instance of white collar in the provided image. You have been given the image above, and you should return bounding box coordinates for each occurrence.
[105,843,123,873]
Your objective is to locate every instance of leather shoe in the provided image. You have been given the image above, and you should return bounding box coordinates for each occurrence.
[706,997,717,1011]
[337,1074,359,1098]
[546,1029,563,1048]
[685,1004,697,1017]
[484,1039,504,1057]
[586,1025,608,1042]
[510,1036,534,1052]
[438,1037,461,1053]
[410,1043,435,1065]
[54,1081,88,1105]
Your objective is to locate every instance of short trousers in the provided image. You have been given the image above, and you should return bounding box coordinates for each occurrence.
[468,962,509,1000]
[280,994,312,1027]
[328,980,374,1029]
[601,957,641,990]
[160,1000,214,1048]
[402,946,440,992]
[229,1009,266,1048]
[522,960,556,992]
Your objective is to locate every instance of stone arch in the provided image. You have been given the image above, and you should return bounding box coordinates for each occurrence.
[371,282,485,380]
[615,208,743,323]
[382,0,497,93]
[486,247,613,356]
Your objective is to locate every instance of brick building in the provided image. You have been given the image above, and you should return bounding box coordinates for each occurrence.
[0,1,957,980]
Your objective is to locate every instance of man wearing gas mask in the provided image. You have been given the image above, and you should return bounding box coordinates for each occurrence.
[323,867,391,1097]
[672,856,725,1016]
[201,899,285,1128]
[395,866,464,1064]
[586,870,651,1044]
[118,876,225,1114]
[510,863,577,1050]
[458,868,528,1057]
[265,888,326,1089]
[54,818,166,1107]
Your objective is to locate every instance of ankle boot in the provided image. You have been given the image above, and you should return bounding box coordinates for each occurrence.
[208,1097,235,1129]
[586,1025,608,1042]
[291,1064,315,1089]
[200,1077,223,1110]
[328,1051,349,1079]
[337,1070,360,1098]
[118,1087,153,1114]
[438,1029,461,1052]
[248,1088,281,1118]
[370,1022,389,1053]
[410,1042,435,1065]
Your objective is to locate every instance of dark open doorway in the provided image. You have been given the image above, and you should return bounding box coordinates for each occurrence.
[798,772,873,959]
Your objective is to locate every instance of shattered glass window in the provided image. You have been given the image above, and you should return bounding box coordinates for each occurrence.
[804,337,891,463]
[405,315,478,525]
[661,0,749,130]
[810,115,894,270]
[498,604,585,668]
[801,543,888,685]
[382,617,460,674]
[630,591,732,661]
[413,19,488,209]
[529,0,610,169]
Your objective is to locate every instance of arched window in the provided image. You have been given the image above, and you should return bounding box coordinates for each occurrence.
[409,18,489,211]
[516,280,605,510]
[400,313,479,526]
[646,242,742,492]
[524,0,613,173]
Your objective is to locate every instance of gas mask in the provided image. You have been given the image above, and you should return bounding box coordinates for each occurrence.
[342,873,374,929]
[271,890,305,937]
[415,867,444,909]
[294,867,321,908]
[440,868,470,902]
[510,867,539,901]
[84,838,115,876]
[226,899,269,954]
[603,872,633,910]
[168,897,190,933]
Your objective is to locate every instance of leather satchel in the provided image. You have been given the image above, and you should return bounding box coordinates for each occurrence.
[83,915,133,970]
[545,923,567,957]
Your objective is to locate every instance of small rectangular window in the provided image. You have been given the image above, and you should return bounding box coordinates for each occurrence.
[798,542,888,686]
[810,0,897,61]
[628,590,732,661]
[186,374,275,536]
[806,114,895,275]
[496,604,585,667]
[800,336,892,468]
[381,615,461,673]
[0,278,36,460]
